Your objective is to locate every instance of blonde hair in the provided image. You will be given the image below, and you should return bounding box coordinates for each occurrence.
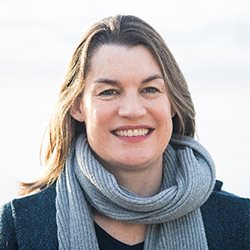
[20,15,195,195]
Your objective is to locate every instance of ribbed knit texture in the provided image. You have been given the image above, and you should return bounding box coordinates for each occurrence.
[56,134,216,250]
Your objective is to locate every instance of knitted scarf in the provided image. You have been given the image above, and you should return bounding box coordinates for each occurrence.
[56,134,216,249]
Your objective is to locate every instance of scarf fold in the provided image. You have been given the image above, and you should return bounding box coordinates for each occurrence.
[56,134,216,250]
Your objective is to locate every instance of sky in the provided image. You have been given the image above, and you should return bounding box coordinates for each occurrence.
[0,0,249,204]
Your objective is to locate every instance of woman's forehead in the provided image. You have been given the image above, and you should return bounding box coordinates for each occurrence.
[86,44,162,78]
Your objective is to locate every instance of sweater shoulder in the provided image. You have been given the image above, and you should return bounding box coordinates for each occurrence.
[203,181,250,214]
[12,182,56,209]
[0,201,18,249]
[201,181,250,250]
[1,183,57,249]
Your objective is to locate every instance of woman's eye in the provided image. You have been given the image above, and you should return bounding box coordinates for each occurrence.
[142,87,160,94]
[99,89,119,96]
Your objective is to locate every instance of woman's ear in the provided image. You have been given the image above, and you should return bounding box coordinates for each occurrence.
[70,95,85,122]
[171,111,176,118]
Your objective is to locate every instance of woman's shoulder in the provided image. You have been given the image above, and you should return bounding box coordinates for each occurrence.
[12,182,56,208]
[202,180,249,212]
[1,182,57,219]
[0,199,18,249]
[0,183,57,249]
[201,180,250,250]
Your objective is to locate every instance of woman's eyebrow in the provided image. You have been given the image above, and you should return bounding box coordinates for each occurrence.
[141,74,164,84]
[93,74,163,85]
[93,78,119,85]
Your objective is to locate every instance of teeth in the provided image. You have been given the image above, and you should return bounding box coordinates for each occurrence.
[115,129,149,137]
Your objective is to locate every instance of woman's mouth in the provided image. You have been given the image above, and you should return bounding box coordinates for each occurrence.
[114,128,150,137]
[111,127,154,142]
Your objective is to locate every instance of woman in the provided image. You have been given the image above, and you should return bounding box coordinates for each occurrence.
[0,15,249,250]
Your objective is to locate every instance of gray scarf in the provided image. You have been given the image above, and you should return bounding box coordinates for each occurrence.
[56,134,216,249]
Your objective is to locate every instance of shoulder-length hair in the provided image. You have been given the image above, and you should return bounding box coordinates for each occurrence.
[20,15,195,194]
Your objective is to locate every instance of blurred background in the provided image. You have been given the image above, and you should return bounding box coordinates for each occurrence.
[0,0,249,204]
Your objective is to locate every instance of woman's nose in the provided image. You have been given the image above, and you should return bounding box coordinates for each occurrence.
[118,93,146,119]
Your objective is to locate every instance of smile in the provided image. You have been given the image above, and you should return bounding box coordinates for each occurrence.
[114,128,149,137]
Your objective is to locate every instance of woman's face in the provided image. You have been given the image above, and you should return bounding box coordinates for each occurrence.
[73,44,173,174]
